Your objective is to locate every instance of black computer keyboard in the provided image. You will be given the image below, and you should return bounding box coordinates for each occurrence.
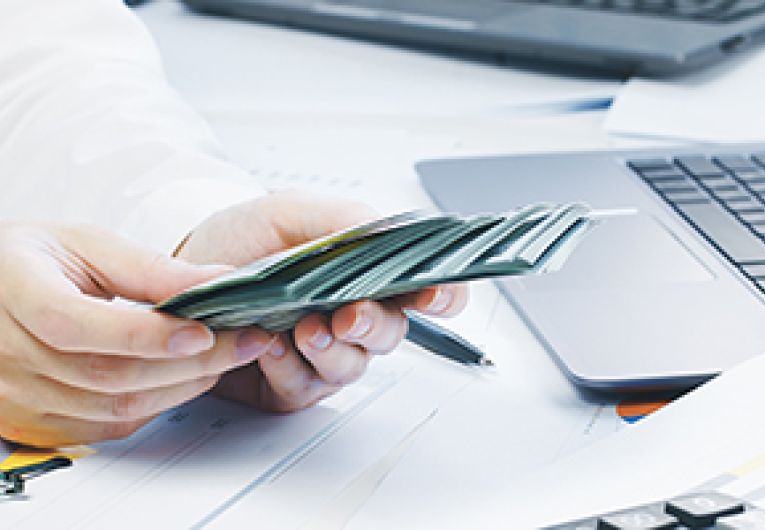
[546,491,765,529]
[629,152,765,294]
[512,0,765,22]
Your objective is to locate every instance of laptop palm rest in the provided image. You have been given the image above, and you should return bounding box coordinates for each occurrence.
[419,153,765,390]
[521,214,714,290]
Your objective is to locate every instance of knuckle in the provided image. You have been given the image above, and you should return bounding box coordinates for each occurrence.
[329,358,368,386]
[124,323,144,354]
[198,349,222,378]
[111,392,146,420]
[103,420,144,441]
[276,373,313,405]
[86,355,132,391]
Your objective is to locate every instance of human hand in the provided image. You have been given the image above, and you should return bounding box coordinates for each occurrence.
[0,222,257,447]
[177,191,469,412]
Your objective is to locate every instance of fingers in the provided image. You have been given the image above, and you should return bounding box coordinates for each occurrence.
[329,300,409,354]
[0,414,155,448]
[15,375,219,423]
[21,327,261,394]
[293,314,371,385]
[394,284,469,318]
[255,335,339,412]
[1,258,216,358]
[54,224,233,302]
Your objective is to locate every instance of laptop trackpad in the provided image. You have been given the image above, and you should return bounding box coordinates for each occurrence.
[518,213,715,291]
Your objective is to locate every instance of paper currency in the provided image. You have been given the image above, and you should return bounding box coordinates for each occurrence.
[157,203,594,331]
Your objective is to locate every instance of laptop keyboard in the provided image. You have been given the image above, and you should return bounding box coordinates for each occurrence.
[511,0,765,22]
[545,490,764,529]
[629,152,765,293]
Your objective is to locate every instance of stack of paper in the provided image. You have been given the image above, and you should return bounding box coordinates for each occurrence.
[157,203,593,331]
[605,46,765,143]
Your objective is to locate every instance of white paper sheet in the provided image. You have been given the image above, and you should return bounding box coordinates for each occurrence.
[409,352,765,529]
[605,45,765,143]
[341,285,627,530]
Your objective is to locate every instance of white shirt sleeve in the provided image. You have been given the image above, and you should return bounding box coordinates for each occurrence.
[0,0,265,253]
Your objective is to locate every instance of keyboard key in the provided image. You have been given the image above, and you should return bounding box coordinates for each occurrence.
[651,182,698,193]
[662,192,710,204]
[743,263,765,278]
[725,197,762,211]
[745,181,765,193]
[675,202,765,263]
[598,509,679,529]
[715,155,760,172]
[736,171,765,184]
[665,492,745,527]
[715,189,751,202]
[697,174,728,183]
[705,180,739,192]
[628,159,675,172]
[739,211,765,224]
[750,223,765,237]
[717,509,765,529]
[676,156,725,177]
[640,171,690,183]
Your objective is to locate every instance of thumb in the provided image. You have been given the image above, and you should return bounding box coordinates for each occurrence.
[58,225,233,303]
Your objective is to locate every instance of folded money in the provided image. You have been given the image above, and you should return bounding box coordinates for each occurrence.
[157,203,595,331]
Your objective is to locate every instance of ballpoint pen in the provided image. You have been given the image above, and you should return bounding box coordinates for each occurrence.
[405,312,493,367]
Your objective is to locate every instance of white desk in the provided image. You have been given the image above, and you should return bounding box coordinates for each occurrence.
[135,3,665,528]
[0,3,673,528]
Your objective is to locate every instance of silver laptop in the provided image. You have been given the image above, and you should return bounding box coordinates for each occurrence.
[420,145,765,390]
[181,0,765,74]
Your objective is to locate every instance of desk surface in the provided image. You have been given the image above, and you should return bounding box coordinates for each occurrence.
[2,3,674,528]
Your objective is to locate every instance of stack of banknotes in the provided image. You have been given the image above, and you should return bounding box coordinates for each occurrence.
[157,203,595,331]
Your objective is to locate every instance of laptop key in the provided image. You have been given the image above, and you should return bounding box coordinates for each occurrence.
[742,263,765,278]
[651,182,698,193]
[744,181,765,193]
[704,178,739,191]
[628,159,674,172]
[714,189,752,202]
[714,155,760,172]
[728,201,764,214]
[736,171,765,184]
[640,172,692,183]
[662,191,710,204]
[675,202,765,263]
[739,211,765,224]
[665,492,744,527]
[675,156,725,177]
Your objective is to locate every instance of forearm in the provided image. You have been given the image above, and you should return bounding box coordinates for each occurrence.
[0,0,263,252]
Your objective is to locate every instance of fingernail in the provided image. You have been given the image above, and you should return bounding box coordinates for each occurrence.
[427,287,452,313]
[268,338,286,358]
[309,329,333,350]
[235,330,273,362]
[345,311,372,340]
[168,326,214,356]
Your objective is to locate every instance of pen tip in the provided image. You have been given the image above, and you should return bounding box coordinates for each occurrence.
[481,357,495,367]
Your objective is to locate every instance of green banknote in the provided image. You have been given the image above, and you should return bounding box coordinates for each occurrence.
[156,203,594,331]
